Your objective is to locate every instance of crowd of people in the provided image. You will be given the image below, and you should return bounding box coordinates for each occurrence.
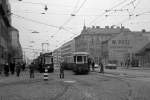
[0,61,28,77]
[88,58,104,73]
[0,59,104,80]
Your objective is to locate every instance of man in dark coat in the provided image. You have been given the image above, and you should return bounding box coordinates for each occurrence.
[88,58,91,70]
[92,61,95,71]
[22,63,26,71]
[4,62,9,76]
[16,62,21,77]
[10,62,15,75]
[29,62,35,78]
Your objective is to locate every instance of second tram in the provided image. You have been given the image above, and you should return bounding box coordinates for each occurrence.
[37,53,54,73]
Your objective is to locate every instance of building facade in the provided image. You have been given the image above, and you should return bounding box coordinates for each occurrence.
[0,0,22,68]
[57,25,150,68]
[0,0,12,66]
[74,25,130,64]
[10,27,23,61]
[53,47,61,67]
[108,31,150,66]
[61,40,75,63]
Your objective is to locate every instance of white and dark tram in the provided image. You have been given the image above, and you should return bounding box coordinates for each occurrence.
[63,52,90,74]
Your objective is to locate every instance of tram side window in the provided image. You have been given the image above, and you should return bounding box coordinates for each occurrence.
[83,56,87,63]
[77,56,82,63]
[74,56,76,63]
[51,58,53,63]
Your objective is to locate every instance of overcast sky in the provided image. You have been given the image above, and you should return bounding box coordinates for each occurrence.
[10,0,150,59]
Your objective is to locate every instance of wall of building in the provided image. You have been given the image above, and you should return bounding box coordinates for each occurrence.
[74,26,127,64]
[0,0,22,67]
[0,0,11,65]
[108,31,150,65]
[61,40,75,63]
[10,27,23,61]
[53,47,61,67]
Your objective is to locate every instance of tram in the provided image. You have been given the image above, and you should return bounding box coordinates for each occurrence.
[37,52,54,73]
[62,52,90,74]
[72,52,90,74]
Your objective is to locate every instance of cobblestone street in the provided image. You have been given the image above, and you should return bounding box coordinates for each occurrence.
[0,69,150,100]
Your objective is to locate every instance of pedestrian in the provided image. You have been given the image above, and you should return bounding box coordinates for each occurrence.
[92,61,95,71]
[10,61,15,75]
[99,61,104,73]
[0,64,2,75]
[88,58,91,70]
[16,62,21,77]
[12,61,15,75]
[29,62,34,78]
[60,61,64,79]
[120,61,123,67]
[4,62,9,76]
[22,62,26,71]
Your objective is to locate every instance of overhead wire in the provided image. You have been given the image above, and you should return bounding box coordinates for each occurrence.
[12,13,60,29]
[60,0,88,27]
[89,0,128,25]
[114,0,140,26]
[12,13,78,48]
[49,0,88,47]
[72,0,80,13]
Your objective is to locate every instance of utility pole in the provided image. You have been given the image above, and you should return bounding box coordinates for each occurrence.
[41,42,49,53]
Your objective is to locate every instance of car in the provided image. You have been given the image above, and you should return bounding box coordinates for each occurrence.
[94,64,99,68]
[105,63,117,69]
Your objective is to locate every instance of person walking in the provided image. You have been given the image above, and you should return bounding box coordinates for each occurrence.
[22,62,26,71]
[4,62,9,76]
[16,62,21,77]
[99,61,104,73]
[60,61,64,79]
[92,61,95,71]
[0,64,2,75]
[10,61,15,75]
[29,62,35,78]
[88,58,91,70]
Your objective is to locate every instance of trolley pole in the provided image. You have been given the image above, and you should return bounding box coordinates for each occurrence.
[41,42,49,53]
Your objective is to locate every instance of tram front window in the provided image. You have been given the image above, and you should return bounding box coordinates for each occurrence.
[74,56,76,63]
[45,57,52,64]
[77,56,83,63]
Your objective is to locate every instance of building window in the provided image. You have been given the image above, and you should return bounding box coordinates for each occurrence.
[112,40,116,44]
[118,40,121,44]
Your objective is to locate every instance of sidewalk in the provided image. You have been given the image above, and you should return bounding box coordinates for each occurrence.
[0,71,43,84]
[103,67,150,77]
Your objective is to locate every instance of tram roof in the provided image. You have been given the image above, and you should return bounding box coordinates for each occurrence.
[73,52,89,55]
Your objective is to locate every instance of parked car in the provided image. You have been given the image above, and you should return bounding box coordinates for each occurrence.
[105,63,117,69]
[94,64,99,68]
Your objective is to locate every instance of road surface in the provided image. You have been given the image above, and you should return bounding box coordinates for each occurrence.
[0,69,150,100]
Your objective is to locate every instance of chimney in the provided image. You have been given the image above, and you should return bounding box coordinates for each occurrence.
[142,29,146,32]
[92,26,95,29]
[105,26,109,29]
[96,26,100,29]
[111,26,114,29]
[117,26,120,29]
[121,26,125,29]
